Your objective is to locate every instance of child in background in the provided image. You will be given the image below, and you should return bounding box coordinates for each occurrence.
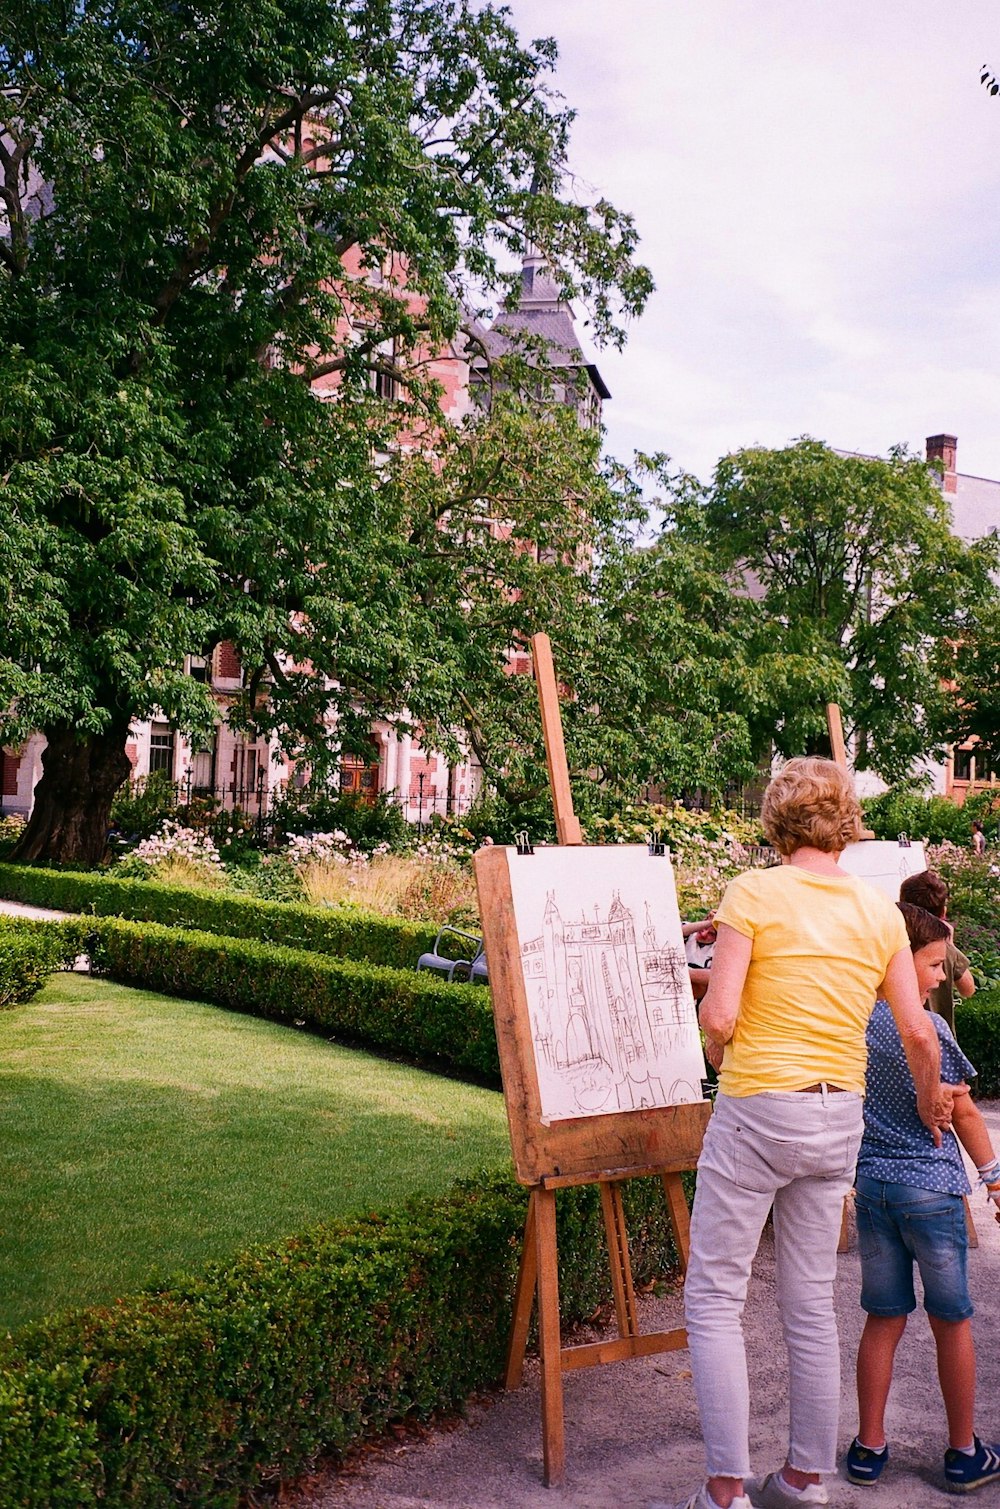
[848,902,1000,1493]
[898,869,975,1034]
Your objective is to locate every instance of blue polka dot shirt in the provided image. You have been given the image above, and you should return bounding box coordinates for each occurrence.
[857,999,977,1196]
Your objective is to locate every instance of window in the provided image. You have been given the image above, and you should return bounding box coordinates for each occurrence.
[148,723,175,776]
[953,747,974,782]
[371,336,397,400]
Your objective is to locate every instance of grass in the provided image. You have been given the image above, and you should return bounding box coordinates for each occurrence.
[0,972,508,1331]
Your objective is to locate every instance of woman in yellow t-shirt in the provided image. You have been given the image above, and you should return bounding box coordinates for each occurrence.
[666,758,949,1509]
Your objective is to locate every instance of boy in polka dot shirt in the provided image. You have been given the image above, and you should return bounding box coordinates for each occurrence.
[848,903,1000,1493]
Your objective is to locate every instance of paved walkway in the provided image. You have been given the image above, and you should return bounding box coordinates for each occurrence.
[286,1106,1000,1509]
[0,898,75,922]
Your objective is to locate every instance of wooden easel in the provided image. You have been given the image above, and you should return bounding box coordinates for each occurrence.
[826,703,978,1252]
[473,633,711,1487]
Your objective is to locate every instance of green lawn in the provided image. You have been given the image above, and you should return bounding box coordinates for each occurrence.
[0,973,509,1331]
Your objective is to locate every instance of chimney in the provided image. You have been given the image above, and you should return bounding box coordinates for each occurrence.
[926,433,958,494]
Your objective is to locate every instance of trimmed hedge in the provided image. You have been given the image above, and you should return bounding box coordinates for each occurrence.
[87,917,500,1083]
[955,988,1000,1097]
[0,1168,684,1508]
[0,918,85,1007]
[0,863,438,970]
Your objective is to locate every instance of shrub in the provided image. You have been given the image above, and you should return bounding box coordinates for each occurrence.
[0,919,83,1007]
[86,918,500,1083]
[0,865,438,970]
[109,771,180,841]
[0,813,26,859]
[0,1168,681,1508]
[925,844,1000,933]
[270,789,411,854]
[861,786,979,846]
[956,990,1000,1097]
[115,822,226,887]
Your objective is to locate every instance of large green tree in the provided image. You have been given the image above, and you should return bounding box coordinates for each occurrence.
[0,0,652,862]
[661,438,999,784]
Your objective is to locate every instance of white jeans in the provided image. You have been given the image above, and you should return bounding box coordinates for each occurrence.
[684,1089,863,1478]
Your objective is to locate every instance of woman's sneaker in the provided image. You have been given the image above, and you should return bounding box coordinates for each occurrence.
[846,1438,889,1486]
[944,1437,1000,1492]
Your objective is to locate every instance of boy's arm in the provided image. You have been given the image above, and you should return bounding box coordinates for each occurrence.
[950,1085,992,1165]
[956,968,976,999]
[951,1087,1000,1217]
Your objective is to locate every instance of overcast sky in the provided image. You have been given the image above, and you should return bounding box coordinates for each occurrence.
[503,1,1000,487]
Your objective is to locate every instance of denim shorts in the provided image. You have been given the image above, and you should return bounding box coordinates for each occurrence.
[854,1174,973,1322]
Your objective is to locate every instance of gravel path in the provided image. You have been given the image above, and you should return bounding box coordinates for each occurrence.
[284,1105,1000,1509]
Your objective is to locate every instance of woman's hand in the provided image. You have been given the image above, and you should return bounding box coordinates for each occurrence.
[704,1036,725,1072]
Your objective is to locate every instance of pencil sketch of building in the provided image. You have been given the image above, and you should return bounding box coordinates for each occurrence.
[521,887,703,1119]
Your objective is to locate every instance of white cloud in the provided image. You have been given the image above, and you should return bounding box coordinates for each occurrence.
[504,0,1000,482]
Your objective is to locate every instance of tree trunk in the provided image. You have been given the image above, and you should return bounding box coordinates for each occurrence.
[12,724,133,866]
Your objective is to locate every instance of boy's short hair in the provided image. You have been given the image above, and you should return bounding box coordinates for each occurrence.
[897,901,950,953]
[760,756,863,857]
[899,869,949,918]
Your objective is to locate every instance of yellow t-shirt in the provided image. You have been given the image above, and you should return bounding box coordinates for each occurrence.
[713,865,909,1096]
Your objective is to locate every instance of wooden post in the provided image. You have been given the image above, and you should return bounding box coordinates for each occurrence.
[827,701,875,839]
[531,633,583,846]
[826,702,847,769]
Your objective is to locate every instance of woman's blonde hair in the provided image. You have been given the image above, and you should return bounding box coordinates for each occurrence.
[760,756,863,857]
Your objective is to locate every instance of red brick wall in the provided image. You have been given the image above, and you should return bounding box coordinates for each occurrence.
[1,751,19,797]
[216,642,242,679]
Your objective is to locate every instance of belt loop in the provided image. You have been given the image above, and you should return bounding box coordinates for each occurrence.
[820,1081,828,1104]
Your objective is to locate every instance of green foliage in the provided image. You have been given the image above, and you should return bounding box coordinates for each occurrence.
[109,772,181,841]
[861,787,975,846]
[85,918,500,1084]
[270,788,411,854]
[664,439,1000,784]
[956,990,1000,1096]
[0,863,436,970]
[0,0,652,864]
[0,918,84,1007]
[0,1167,678,1508]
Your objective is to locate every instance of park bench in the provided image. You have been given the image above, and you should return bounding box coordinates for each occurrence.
[417,925,489,985]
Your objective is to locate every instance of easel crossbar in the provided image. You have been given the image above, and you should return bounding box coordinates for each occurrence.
[560,1328,688,1371]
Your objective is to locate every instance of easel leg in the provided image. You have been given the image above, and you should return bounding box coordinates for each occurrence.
[601,1181,638,1337]
[662,1171,693,1272]
[535,1186,565,1488]
[504,1191,539,1390]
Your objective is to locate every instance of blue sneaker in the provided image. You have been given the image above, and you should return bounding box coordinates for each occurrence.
[945,1436,1000,1492]
[846,1437,889,1486]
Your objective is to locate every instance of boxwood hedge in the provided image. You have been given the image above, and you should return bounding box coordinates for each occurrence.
[86,916,500,1084]
[0,1169,684,1509]
[0,863,438,970]
[0,917,85,1008]
[955,989,1000,1097]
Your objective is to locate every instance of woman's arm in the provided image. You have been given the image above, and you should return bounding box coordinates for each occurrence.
[880,946,949,1147]
[698,923,752,1063]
